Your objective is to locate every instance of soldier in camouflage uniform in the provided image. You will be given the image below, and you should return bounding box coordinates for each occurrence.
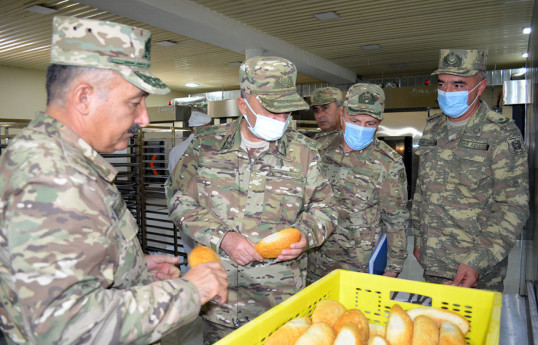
[310,86,344,132]
[166,56,338,343]
[0,16,228,345]
[411,49,529,292]
[307,83,408,283]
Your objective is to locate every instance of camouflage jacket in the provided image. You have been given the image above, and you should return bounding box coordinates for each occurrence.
[165,118,337,328]
[0,113,201,344]
[307,131,408,279]
[411,102,529,278]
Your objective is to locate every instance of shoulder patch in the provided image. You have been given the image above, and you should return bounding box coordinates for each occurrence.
[418,139,437,146]
[313,129,340,139]
[398,168,406,183]
[377,140,402,161]
[287,129,321,150]
[195,123,227,136]
[486,110,511,126]
[507,136,525,154]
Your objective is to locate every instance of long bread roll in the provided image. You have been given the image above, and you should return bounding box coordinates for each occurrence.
[334,321,364,345]
[295,322,335,345]
[264,317,311,345]
[386,304,413,345]
[411,315,439,345]
[368,323,386,339]
[311,300,346,327]
[334,309,369,343]
[439,321,466,345]
[407,307,470,335]
[254,228,301,258]
[368,335,391,345]
[187,246,220,267]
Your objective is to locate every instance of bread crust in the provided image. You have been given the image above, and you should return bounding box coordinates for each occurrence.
[187,245,220,267]
[334,321,364,345]
[334,309,369,343]
[295,322,335,345]
[264,317,311,345]
[407,307,470,335]
[368,335,391,345]
[411,315,439,345]
[254,228,302,259]
[386,304,413,345]
[312,300,346,327]
[439,321,466,345]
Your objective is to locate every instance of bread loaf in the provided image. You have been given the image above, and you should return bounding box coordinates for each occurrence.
[333,309,369,343]
[439,321,466,345]
[368,323,386,339]
[254,228,301,259]
[368,335,391,345]
[334,321,364,345]
[294,322,335,345]
[311,300,346,327]
[187,246,220,268]
[386,304,413,345]
[264,317,311,345]
[411,315,439,345]
[407,307,470,335]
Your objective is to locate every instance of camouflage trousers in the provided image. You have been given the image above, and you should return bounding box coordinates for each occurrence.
[424,258,508,292]
[202,319,235,345]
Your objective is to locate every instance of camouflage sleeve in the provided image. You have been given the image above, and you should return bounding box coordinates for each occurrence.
[290,150,338,249]
[410,171,424,250]
[165,139,232,253]
[462,126,529,274]
[5,176,201,344]
[380,158,409,273]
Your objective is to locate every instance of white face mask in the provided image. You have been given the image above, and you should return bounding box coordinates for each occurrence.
[242,98,290,141]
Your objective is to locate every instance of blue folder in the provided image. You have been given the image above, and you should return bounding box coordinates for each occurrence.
[368,232,387,275]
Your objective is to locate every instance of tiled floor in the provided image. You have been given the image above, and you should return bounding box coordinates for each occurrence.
[161,235,525,344]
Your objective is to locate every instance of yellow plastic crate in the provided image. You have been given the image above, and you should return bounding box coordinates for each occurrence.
[215,269,502,345]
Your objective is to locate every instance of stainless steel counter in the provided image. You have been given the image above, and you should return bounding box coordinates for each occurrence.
[501,294,530,344]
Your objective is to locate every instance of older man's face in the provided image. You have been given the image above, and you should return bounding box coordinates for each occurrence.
[313,102,342,131]
[88,73,149,153]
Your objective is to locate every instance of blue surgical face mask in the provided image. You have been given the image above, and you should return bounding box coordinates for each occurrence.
[437,82,481,118]
[343,122,376,150]
[242,98,290,141]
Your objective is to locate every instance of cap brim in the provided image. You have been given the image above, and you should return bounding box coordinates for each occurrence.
[431,68,478,77]
[119,68,170,95]
[257,91,309,113]
[310,99,336,106]
[346,107,383,119]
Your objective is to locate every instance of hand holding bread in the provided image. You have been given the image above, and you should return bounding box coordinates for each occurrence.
[184,246,228,305]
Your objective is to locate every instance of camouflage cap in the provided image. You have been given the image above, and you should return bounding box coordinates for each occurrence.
[239,56,309,113]
[432,49,488,77]
[344,83,385,120]
[310,86,344,106]
[50,16,170,95]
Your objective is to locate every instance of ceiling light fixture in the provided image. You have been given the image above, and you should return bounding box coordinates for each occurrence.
[155,40,178,47]
[186,83,200,87]
[361,44,381,50]
[523,27,532,34]
[313,11,340,21]
[24,4,58,15]
[522,52,529,58]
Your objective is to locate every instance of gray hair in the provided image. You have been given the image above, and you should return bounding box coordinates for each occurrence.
[46,64,116,106]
